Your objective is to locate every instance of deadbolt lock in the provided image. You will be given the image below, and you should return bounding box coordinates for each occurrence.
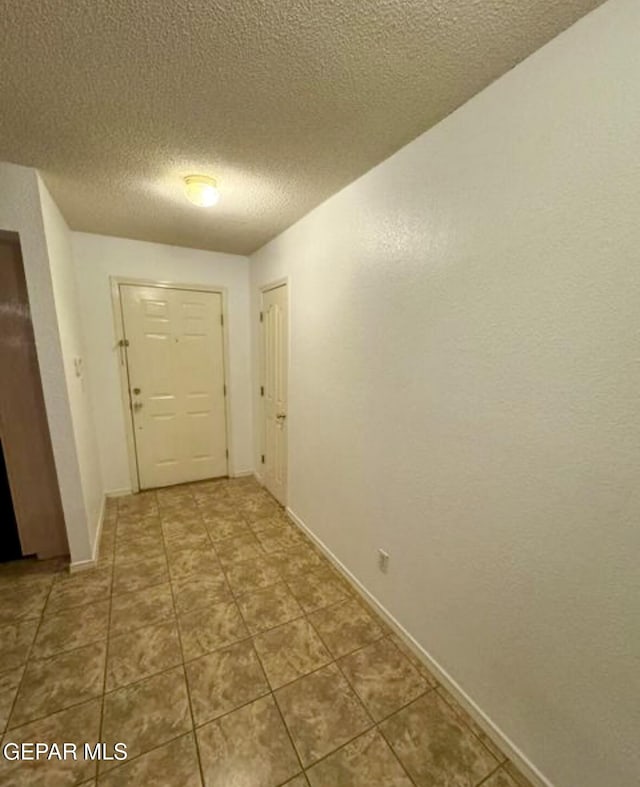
[133,387,141,395]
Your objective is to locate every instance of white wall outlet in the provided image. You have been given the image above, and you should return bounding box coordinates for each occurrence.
[378,549,390,573]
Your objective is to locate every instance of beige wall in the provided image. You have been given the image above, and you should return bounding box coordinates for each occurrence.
[250,1,640,785]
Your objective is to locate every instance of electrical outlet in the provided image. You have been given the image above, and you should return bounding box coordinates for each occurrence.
[378,549,390,573]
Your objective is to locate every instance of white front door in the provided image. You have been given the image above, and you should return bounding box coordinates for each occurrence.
[120,284,228,489]
[261,283,288,505]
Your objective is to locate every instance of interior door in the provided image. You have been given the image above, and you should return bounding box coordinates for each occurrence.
[120,284,228,489]
[262,283,288,505]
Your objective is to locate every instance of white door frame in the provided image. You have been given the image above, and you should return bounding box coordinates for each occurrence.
[259,277,290,503]
[110,276,233,493]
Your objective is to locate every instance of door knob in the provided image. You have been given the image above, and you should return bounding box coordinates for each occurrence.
[133,387,141,395]
[133,401,143,412]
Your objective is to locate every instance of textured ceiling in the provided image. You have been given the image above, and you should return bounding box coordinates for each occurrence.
[0,0,603,255]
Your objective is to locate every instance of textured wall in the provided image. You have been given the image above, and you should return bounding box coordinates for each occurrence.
[250,1,640,785]
[0,162,94,563]
[72,232,253,493]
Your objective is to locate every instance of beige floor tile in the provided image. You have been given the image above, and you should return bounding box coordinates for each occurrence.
[282,776,309,787]
[32,601,109,659]
[503,761,537,787]
[106,621,182,690]
[338,637,429,721]
[271,546,325,581]
[253,618,331,689]
[437,686,507,762]
[287,569,351,613]
[116,510,161,528]
[214,534,265,567]
[172,574,232,615]
[161,516,206,536]
[0,585,51,624]
[240,499,283,521]
[101,666,192,773]
[186,639,269,725]
[9,642,106,728]
[200,501,241,522]
[205,516,251,541]
[98,732,201,787]
[97,530,116,562]
[157,488,195,503]
[164,529,212,552]
[275,663,372,767]
[379,692,499,787]
[255,526,306,554]
[388,633,439,687]
[224,554,282,596]
[112,554,169,595]
[109,582,174,636]
[46,567,112,614]
[306,729,412,787]
[116,518,163,539]
[158,506,201,523]
[178,600,249,660]
[0,666,23,732]
[0,619,39,669]
[308,599,384,658]
[119,490,158,513]
[114,534,165,565]
[197,695,300,787]
[167,547,223,581]
[482,768,521,787]
[0,699,101,786]
[0,557,61,586]
[237,583,303,635]
[248,512,292,534]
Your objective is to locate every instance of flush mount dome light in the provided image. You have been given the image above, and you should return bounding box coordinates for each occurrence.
[184,175,220,207]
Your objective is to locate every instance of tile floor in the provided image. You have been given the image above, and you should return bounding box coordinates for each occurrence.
[0,477,535,786]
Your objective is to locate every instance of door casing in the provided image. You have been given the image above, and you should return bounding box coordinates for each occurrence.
[111,276,233,493]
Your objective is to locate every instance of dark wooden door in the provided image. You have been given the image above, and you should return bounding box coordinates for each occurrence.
[0,233,68,559]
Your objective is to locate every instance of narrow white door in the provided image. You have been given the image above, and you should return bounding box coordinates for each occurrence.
[261,284,288,505]
[120,284,228,489]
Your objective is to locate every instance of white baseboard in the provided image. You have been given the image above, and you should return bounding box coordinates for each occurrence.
[286,506,551,787]
[69,494,106,574]
[229,469,255,478]
[105,487,132,498]
[68,558,97,573]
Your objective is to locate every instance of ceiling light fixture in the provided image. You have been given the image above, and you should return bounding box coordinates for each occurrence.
[183,175,220,207]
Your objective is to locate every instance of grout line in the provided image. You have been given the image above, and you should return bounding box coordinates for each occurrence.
[162,483,208,787]
[1,570,61,740]
[96,492,128,782]
[476,763,507,786]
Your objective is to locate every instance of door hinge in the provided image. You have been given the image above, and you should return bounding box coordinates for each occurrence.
[225,449,229,458]
[260,385,264,397]
[261,454,265,464]
[223,384,227,396]
[220,314,224,326]
[259,311,263,323]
